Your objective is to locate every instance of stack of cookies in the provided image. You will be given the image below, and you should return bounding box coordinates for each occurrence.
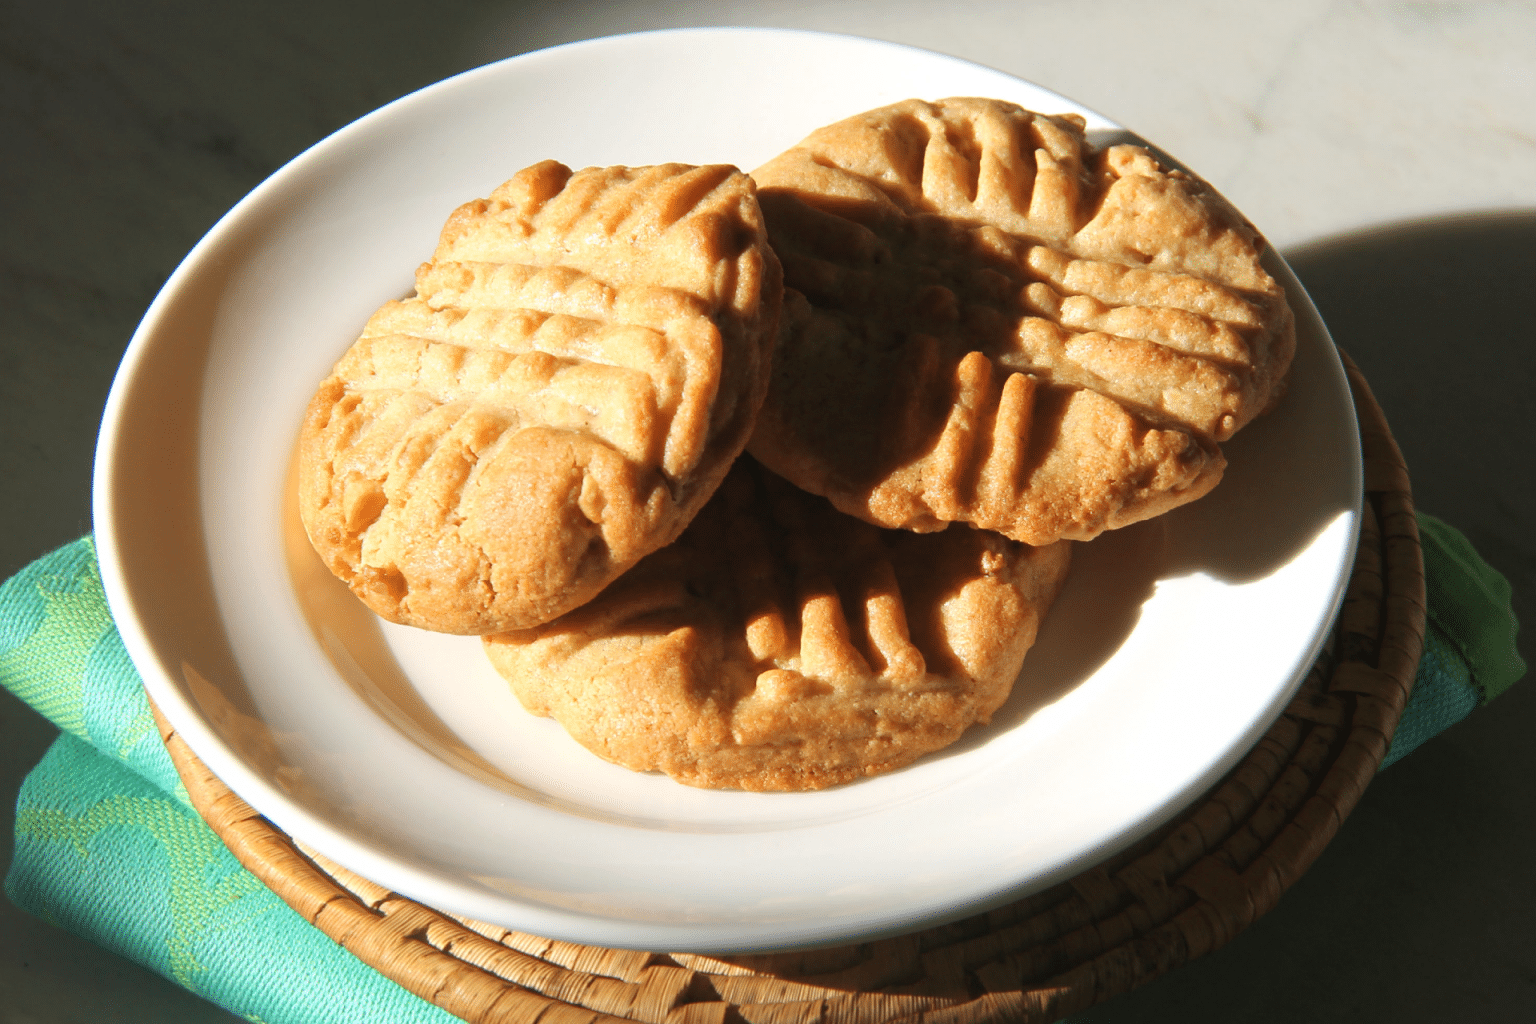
[298,98,1294,791]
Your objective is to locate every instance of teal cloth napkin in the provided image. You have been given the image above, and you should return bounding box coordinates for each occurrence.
[0,538,461,1024]
[2,522,1524,1023]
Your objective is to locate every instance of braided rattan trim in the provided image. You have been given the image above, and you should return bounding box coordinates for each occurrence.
[153,349,1422,1024]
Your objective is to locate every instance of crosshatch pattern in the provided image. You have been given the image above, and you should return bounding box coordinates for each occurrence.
[299,162,781,635]
[483,457,1071,791]
[749,98,1295,547]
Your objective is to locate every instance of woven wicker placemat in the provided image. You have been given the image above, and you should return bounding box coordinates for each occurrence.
[152,352,1423,1024]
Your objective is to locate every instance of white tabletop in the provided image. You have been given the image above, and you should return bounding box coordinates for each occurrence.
[3,1,1532,1020]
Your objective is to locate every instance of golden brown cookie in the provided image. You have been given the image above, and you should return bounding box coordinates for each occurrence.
[748,97,1294,545]
[299,161,782,634]
[482,457,1071,791]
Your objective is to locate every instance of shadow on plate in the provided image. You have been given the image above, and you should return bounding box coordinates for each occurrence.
[942,519,1164,752]
[281,453,540,800]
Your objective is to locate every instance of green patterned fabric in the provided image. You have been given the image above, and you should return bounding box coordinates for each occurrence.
[1,537,456,1024]
[0,538,186,799]
[1377,512,1526,768]
[1417,512,1526,703]
[0,525,1525,1021]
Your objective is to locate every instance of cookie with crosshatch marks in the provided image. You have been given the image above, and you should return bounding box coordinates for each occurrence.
[747,97,1294,546]
[298,160,782,634]
[482,457,1071,791]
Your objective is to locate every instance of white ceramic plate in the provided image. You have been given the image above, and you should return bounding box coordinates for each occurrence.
[93,28,1361,953]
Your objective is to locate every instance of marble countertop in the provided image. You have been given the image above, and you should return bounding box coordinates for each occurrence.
[3,1,1532,1020]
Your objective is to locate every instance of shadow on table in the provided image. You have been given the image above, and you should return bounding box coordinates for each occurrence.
[1286,210,1536,673]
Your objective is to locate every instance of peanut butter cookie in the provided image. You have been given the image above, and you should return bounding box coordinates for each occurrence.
[299,161,782,633]
[748,98,1293,544]
[483,457,1071,791]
